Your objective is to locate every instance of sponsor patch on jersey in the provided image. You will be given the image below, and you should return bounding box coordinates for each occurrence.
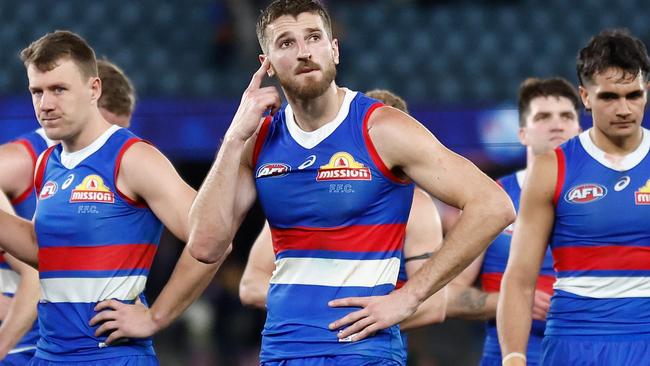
[564,183,607,204]
[635,179,650,205]
[69,175,114,203]
[316,152,371,181]
[39,181,58,200]
[61,174,75,190]
[256,163,291,178]
[614,176,631,192]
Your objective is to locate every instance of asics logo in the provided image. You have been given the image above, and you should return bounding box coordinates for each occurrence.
[298,155,317,170]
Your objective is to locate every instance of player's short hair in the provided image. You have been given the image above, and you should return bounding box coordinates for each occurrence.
[97,59,135,117]
[20,30,97,80]
[518,77,580,127]
[577,29,650,86]
[256,0,333,54]
[366,89,409,114]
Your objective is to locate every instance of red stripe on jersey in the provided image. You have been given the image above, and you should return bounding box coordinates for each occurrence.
[34,145,56,195]
[362,103,411,185]
[270,223,406,255]
[482,273,554,295]
[553,148,566,207]
[395,280,405,289]
[536,275,555,295]
[553,246,650,271]
[0,253,5,265]
[481,273,502,292]
[114,138,148,208]
[10,140,38,205]
[39,244,157,271]
[252,116,272,168]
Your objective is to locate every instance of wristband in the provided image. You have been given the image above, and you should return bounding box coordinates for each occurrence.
[502,352,526,365]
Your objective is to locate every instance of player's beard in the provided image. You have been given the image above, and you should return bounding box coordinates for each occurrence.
[278,58,337,100]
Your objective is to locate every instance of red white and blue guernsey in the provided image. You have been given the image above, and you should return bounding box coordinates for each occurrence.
[543,128,650,362]
[32,125,163,362]
[253,89,414,364]
[480,171,555,365]
[0,129,53,360]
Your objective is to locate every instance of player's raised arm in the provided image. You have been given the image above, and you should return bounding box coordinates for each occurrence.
[189,59,281,264]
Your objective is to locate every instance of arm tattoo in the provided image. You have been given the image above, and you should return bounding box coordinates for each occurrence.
[459,288,488,312]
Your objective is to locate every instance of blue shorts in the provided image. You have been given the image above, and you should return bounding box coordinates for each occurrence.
[1,349,35,366]
[261,355,403,366]
[28,355,159,366]
[542,336,650,365]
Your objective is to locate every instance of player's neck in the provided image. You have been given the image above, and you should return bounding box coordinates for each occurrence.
[286,84,345,132]
[61,112,113,153]
[589,127,643,157]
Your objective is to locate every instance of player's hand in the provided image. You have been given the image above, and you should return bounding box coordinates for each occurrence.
[89,297,159,345]
[0,294,11,321]
[531,289,551,321]
[328,290,419,342]
[226,58,281,142]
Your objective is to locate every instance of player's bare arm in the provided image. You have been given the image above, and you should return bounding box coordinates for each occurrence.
[445,252,500,320]
[399,188,448,330]
[239,221,276,309]
[497,150,557,365]
[0,145,39,266]
[329,107,516,341]
[0,191,39,358]
[0,253,39,359]
[90,141,222,344]
[0,143,36,201]
[189,59,281,264]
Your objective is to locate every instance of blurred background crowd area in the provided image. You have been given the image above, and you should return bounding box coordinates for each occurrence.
[1,0,649,365]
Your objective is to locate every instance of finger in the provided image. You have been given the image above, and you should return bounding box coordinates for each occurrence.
[89,311,114,326]
[336,316,374,339]
[532,308,547,321]
[104,330,124,345]
[94,320,118,337]
[350,323,381,342]
[255,89,282,115]
[329,308,368,330]
[94,299,122,312]
[248,58,271,91]
[328,296,369,308]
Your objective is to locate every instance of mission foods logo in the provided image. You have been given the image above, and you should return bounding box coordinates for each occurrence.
[256,163,290,178]
[316,152,371,181]
[635,179,650,205]
[70,175,114,203]
[564,184,607,204]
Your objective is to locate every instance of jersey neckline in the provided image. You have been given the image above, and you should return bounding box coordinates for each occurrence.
[578,128,650,172]
[60,125,121,169]
[284,88,357,149]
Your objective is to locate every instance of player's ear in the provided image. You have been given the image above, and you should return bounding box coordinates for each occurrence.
[331,39,340,65]
[579,85,591,111]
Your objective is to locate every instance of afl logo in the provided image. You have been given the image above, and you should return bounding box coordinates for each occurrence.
[256,163,291,178]
[564,184,607,204]
[39,181,58,200]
